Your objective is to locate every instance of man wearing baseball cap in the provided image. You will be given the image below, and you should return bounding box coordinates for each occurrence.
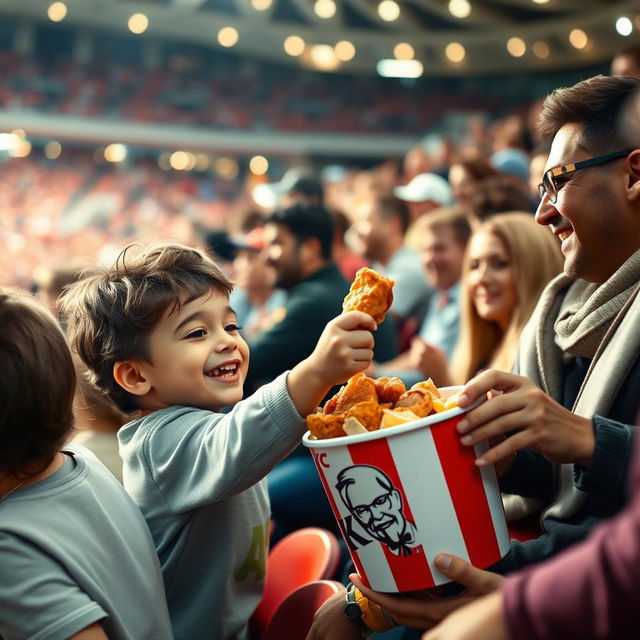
[394,172,454,222]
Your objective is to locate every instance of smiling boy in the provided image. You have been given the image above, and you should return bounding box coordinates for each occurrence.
[60,242,377,640]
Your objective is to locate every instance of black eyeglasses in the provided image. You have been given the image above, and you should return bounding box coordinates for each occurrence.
[537,150,632,204]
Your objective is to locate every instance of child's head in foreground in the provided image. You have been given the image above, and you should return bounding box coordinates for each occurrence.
[59,242,248,416]
[0,287,76,478]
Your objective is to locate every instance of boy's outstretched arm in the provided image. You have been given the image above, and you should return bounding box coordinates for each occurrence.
[287,310,377,418]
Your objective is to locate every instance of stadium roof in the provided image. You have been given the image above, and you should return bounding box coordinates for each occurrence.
[3,0,639,76]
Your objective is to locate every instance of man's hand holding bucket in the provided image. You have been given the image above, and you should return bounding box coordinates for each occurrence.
[456,369,595,469]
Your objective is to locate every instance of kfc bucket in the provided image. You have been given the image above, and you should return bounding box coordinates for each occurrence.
[302,386,510,592]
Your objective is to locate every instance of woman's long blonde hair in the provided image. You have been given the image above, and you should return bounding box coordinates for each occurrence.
[451,212,563,383]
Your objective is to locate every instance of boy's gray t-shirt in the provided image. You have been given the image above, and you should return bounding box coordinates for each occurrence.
[118,372,306,640]
[0,444,173,640]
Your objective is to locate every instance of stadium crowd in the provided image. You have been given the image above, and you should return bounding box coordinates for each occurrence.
[1,39,640,640]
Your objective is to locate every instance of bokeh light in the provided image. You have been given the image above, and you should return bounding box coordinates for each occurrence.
[48,2,67,22]
[445,42,466,63]
[394,42,415,60]
[378,1,400,22]
[334,41,356,62]
[284,35,305,56]
[218,27,239,48]
[128,13,148,34]
[249,155,269,175]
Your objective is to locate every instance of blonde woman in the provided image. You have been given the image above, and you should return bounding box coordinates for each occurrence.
[449,212,563,384]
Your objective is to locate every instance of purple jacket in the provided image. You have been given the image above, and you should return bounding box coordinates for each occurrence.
[503,433,640,639]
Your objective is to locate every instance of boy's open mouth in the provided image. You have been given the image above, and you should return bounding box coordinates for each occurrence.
[205,363,238,379]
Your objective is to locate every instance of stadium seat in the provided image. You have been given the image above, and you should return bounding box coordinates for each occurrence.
[263,580,344,640]
[250,527,341,639]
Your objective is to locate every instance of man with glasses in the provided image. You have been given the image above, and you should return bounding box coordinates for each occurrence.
[306,75,640,640]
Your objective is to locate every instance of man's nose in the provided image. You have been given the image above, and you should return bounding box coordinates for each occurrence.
[535,193,560,227]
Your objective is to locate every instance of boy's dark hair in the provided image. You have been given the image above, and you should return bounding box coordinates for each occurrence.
[266,202,334,259]
[538,75,640,154]
[0,287,75,476]
[59,243,232,413]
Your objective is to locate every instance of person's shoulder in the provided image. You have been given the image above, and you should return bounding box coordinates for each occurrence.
[289,268,348,306]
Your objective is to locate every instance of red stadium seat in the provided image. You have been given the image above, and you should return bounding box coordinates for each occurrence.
[250,527,341,639]
[263,580,344,640]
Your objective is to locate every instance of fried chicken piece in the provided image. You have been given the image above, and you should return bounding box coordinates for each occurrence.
[333,372,377,414]
[322,388,341,415]
[342,267,394,323]
[306,412,346,440]
[410,379,441,399]
[394,389,434,418]
[345,399,383,432]
[374,376,406,405]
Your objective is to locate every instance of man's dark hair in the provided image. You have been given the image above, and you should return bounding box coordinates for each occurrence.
[0,288,75,476]
[376,195,411,235]
[59,243,232,413]
[469,175,533,221]
[266,202,334,259]
[289,176,324,206]
[538,75,640,154]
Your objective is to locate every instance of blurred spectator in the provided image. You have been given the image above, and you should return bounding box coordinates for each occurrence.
[394,172,454,222]
[450,212,563,385]
[228,227,286,341]
[374,207,471,387]
[528,141,553,205]
[490,148,530,184]
[468,175,534,222]
[244,201,397,394]
[331,209,369,282]
[448,153,501,210]
[253,167,323,210]
[71,356,127,482]
[203,228,238,275]
[611,45,640,77]
[350,194,432,331]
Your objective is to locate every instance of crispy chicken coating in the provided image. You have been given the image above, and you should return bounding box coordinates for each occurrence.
[342,267,394,324]
[374,376,406,405]
[306,412,346,440]
[345,399,383,432]
[307,373,455,439]
[333,372,378,414]
[410,379,441,399]
[394,389,434,418]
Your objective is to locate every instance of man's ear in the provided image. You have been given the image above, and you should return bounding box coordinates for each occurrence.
[627,149,640,202]
[113,361,151,396]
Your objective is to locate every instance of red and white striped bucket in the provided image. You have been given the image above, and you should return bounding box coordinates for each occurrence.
[302,387,510,592]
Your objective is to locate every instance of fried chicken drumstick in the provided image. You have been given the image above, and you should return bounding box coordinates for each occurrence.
[342,267,394,324]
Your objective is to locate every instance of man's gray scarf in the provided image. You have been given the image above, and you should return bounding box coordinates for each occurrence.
[515,249,640,522]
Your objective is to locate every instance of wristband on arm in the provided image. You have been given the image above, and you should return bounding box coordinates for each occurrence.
[344,582,396,636]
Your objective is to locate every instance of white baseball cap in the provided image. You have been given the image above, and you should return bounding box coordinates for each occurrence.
[394,173,453,206]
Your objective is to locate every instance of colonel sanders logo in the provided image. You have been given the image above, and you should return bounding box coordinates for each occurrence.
[336,465,418,556]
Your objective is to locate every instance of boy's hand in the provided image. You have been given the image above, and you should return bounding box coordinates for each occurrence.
[288,311,376,418]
